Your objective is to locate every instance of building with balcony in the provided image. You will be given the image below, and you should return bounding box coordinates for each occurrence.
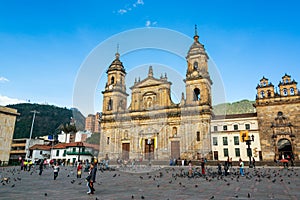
[51,142,99,165]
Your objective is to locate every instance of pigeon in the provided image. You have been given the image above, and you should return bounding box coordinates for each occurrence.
[44,193,47,196]
[248,193,251,198]
[11,184,15,187]
[113,174,117,177]
[132,195,134,199]
[210,196,214,199]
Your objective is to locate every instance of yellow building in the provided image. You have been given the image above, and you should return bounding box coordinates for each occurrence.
[0,106,19,165]
[99,31,212,161]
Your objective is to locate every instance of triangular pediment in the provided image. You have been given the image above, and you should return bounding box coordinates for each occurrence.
[131,77,170,89]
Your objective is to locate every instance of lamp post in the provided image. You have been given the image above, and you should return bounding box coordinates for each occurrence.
[26,110,39,160]
[242,134,254,168]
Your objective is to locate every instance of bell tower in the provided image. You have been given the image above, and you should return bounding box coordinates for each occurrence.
[102,51,128,113]
[185,25,212,106]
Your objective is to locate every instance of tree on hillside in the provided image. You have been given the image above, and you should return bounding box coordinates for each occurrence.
[59,123,77,143]
[85,133,100,145]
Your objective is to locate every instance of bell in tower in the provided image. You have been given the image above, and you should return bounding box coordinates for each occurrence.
[185,25,212,106]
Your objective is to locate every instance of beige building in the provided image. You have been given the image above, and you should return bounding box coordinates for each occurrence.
[85,112,101,133]
[99,32,212,161]
[0,106,19,165]
[211,113,261,162]
[255,74,300,161]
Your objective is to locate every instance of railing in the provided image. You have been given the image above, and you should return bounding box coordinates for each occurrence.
[66,151,92,155]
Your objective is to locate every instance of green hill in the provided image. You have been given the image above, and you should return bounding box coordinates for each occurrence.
[213,99,256,115]
[6,103,85,139]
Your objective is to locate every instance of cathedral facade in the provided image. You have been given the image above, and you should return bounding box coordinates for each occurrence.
[255,74,300,161]
[99,32,213,161]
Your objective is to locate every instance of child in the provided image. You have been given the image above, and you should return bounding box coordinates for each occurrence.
[53,163,60,180]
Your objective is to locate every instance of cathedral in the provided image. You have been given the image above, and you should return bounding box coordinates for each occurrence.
[98,29,300,162]
[99,31,213,161]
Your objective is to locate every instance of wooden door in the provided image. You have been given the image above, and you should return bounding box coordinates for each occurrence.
[144,139,154,160]
[122,143,130,160]
[171,141,180,159]
[213,151,218,160]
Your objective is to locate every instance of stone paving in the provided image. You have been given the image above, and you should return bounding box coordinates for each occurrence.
[0,165,299,200]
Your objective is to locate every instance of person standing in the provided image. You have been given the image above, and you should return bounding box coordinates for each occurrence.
[39,159,44,175]
[53,163,60,180]
[77,162,83,178]
[188,161,193,177]
[252,157,256,168]
[201,158,205,175]
[239,158,244,176]
[87,163,97,195]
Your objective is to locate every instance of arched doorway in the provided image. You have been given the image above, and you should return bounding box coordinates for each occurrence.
[277,139,292,160]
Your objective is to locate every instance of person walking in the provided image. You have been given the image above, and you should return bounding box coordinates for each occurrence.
[39,159,44,175]
[201,158,205,175]
[77,162,83,178]
[252,157,256,168]
[53,163,60,180]
[87,162,97,195]
[239,158,244,176]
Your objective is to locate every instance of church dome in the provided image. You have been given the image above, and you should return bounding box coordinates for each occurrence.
[107,52,126,73]
[186,34,209,60]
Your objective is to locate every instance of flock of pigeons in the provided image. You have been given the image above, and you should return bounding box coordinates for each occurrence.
[0,165,299,199]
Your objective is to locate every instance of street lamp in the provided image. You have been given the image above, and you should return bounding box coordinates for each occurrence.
[242,134,254,168]
[26,110,39,160]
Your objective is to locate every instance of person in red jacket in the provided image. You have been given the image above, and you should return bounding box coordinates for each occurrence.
[77,162,83,178]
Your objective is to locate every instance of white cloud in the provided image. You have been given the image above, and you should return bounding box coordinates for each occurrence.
[0,77,9,83]
[0,95,26,106]
[145,20,157,27]
[118,9,127,15]
[145,20,151,27]
[136,0,144,5]
[116,0,144,15]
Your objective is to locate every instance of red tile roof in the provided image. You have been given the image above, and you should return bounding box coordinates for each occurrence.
[29,144,52,151]
[52,142,99,150]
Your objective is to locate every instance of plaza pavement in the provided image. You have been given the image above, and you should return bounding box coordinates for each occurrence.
[0,164,299,200]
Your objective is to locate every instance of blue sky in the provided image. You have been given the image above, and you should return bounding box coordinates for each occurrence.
[1,0,300,116]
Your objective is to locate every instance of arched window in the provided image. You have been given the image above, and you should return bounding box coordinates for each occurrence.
[193,88,200,101]
[146,97,153,108]
[290,88,295,95]
[108,99,113,111]
[111,76,115,84]
[172,127,177,137]
[193,62,198,70]
[267,90,271,97]
[263,81,266,86]
[260,91,265,98]
[283,88,288,96]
